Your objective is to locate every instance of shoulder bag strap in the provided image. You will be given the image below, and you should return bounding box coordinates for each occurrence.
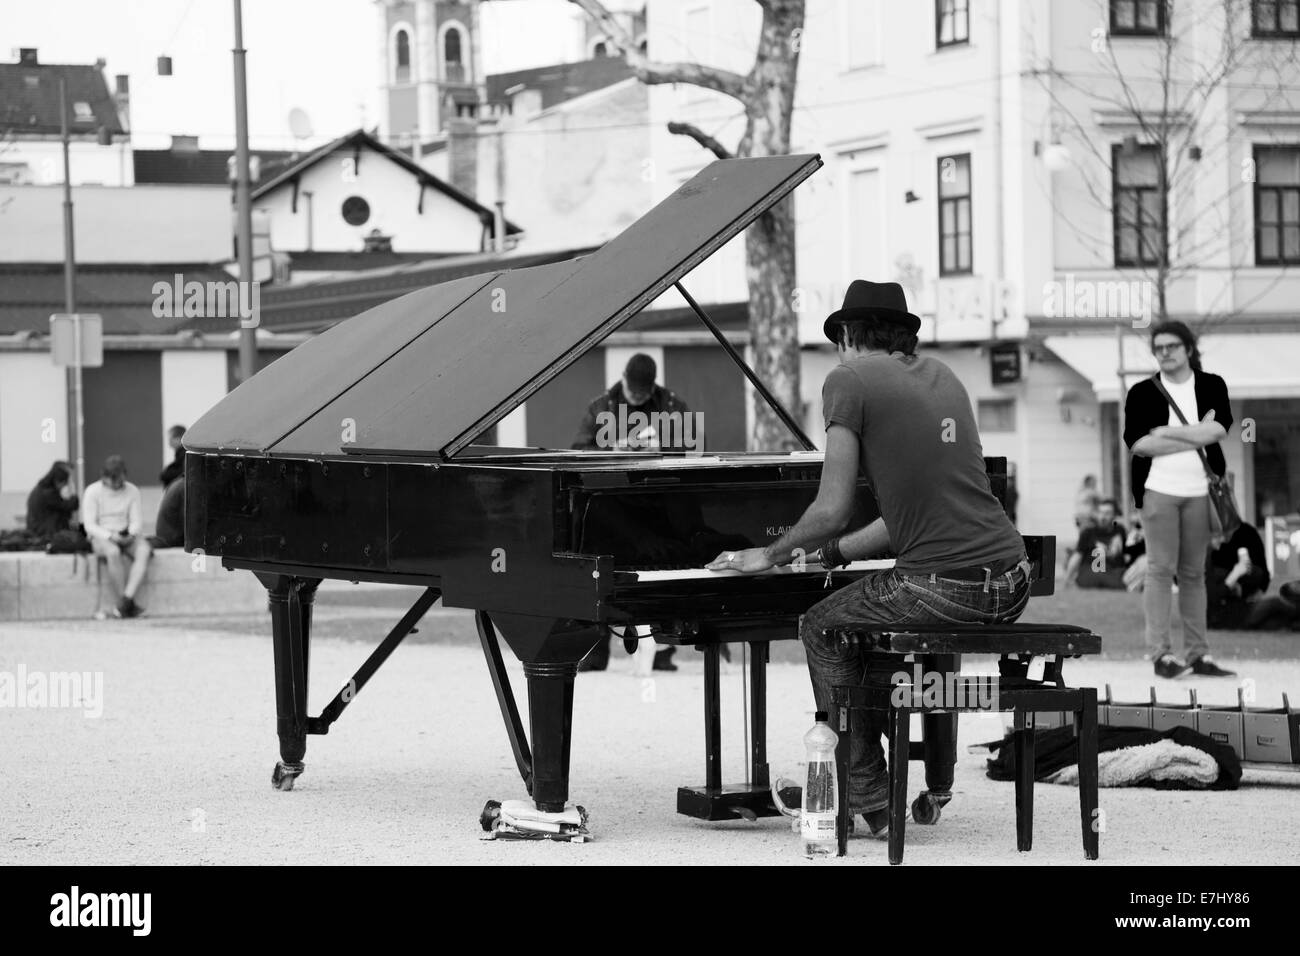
[1151,376,1216,481]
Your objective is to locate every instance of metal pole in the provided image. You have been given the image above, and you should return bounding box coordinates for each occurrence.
[674,281,816,451]
[60,78,85,500]
[233,0,256,384]
[1116,324,1131,523]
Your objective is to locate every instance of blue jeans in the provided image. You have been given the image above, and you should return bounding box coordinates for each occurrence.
[799,560,1032,813]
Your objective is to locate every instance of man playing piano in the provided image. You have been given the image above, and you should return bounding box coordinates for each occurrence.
[708,280,1031,835]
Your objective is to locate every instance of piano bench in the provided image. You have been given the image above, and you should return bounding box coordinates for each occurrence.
[825,622,1101,865]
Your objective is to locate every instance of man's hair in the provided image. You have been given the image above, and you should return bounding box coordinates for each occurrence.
[1150,320,1202,371]
[1098,497,1119,510]
[102,455,127,480]
[837,315,918,355]
[624,353,657,391]
[168,424,187,439]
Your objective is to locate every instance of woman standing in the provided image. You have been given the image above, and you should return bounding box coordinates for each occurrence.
[1124,322,1235,678]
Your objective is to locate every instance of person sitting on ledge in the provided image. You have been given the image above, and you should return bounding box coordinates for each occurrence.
[25,460,79,544]
[83,455,149,619]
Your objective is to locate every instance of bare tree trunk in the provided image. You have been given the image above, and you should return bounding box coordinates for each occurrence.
[572,0,805,450]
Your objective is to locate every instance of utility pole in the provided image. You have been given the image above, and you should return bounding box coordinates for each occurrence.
[59,78,86,500]
[233,0,256,384]
[1117,324,1130,521]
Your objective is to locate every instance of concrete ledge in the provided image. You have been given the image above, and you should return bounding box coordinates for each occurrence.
[0,551,265,621]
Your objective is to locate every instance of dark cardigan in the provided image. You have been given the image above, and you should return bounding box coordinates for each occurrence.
[1123,370,1233,510]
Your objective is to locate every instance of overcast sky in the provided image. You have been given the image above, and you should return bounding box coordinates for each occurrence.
[1,0,632,150]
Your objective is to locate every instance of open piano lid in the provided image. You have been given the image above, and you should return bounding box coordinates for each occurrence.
[183,153,822,460]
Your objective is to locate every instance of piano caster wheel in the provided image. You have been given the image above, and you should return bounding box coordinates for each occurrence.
[272,761,304,791]
[911,792,948,825]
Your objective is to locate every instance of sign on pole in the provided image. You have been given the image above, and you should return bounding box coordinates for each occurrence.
[49,313,104,367]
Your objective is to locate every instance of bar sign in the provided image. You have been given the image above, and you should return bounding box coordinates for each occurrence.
[990,343,1021,385]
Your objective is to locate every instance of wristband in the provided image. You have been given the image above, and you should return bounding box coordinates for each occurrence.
[821,536,847,569]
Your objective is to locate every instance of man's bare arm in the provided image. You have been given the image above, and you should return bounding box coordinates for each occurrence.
[830,516,890,562]
[759,425,859,565]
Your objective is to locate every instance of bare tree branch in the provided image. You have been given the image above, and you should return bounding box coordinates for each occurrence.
[666,121,733,159]
[568,0,748,100]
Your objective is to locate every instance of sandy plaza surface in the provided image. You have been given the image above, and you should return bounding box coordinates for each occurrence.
[3,593,1298,867]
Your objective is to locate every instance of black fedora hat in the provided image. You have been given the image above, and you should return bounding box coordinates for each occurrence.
[823,279,921,343]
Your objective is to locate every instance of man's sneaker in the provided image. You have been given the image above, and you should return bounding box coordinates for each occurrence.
[1153,653,1190,678]
[92,608,121,621]
[652,648,678,672]
[861,808,890,839]
[117,596,143,619]
[1190,656,1235,677]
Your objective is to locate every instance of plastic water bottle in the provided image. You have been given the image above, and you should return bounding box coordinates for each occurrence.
[802,710,839,858]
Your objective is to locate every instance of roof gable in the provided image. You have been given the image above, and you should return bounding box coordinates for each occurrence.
[249,129,521,235]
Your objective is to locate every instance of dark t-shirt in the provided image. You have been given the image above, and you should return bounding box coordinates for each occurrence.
[148,478,185,549]
[1077,521,1128,562]
[821,353,1023,574]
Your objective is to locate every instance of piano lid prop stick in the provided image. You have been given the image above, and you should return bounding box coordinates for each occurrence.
[673,281,816,452]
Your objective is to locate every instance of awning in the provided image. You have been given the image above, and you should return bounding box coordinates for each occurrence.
[1043,333,1300,402]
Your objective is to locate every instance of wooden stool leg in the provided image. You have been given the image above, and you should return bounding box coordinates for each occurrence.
[1013,710,1035,852]
[1077,688,1100,860]
[835,703,851,857]
[888,705,910,865]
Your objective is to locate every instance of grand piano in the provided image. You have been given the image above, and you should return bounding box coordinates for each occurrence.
[184,154,1055,825]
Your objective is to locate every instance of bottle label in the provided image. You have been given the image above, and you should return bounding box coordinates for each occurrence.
[800,811,836,839]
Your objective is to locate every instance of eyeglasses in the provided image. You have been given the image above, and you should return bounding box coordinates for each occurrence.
[1152,342,1184,355]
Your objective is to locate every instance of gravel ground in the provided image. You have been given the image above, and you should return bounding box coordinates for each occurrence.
[2,612,1298,866]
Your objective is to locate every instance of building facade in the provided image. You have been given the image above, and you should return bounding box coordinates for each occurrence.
[642,0,1300,544]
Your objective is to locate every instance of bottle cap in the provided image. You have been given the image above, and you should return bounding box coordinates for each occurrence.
[814,710,828,722]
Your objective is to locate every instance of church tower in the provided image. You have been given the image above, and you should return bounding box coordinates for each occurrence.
[375,0,483,150]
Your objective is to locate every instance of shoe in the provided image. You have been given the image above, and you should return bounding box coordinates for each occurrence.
[117,596,143,619]
[93,608,121,621]
[1153,654,1190,678]
[652,649,677,672]
[861,808,889,839]
[1189,656,1235,677]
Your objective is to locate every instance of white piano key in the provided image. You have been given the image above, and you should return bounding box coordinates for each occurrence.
[632,558,895,582]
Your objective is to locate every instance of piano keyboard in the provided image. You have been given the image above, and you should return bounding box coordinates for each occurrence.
[632,558,896,582]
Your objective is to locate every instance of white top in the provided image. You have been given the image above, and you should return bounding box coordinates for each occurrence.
[1145,373,1208,498]
[82,479,144,540]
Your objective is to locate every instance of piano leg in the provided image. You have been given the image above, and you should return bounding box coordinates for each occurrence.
[258,573,321,792]
[522,662,579,813]
[915,653,960,824]
[488,613,602,814]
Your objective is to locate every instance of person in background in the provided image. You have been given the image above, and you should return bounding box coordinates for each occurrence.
[1074,474,1100,531]
[1125,320,1236,678]
[25,460,78,543]
[1122,517,1148,592]
[573,354,694,673]
[1206,521,1271,630]
[160,425,187,487]
[1246,580,1300,631]
[83,455,149,619]
[1065,497,1129,588]
[147,476,185,551]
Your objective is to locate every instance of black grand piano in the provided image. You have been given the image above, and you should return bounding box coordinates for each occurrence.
[184,154,1055,825]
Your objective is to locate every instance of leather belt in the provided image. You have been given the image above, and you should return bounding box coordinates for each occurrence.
[922,554,1029,582]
